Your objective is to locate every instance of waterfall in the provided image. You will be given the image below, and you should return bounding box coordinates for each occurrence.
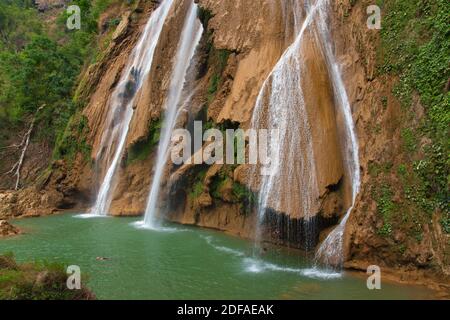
[314,0,361,267]
[142,1,203,228]
[89,0,175,217]
[250,0,360,266]
[250,0,324,253]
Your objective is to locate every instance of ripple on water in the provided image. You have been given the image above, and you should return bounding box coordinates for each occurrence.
[131,220,189,233]
[200,235,342,280]
[73,213,110,219]
[243,257,342,279]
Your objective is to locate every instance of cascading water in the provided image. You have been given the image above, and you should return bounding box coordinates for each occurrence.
[314,0,361,267]
[251,0,360,268]
[89,0,174,217]
[142,1,203,228]
[250,0,325,255]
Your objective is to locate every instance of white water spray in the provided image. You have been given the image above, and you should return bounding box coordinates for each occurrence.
[142,1,203,228]
[89,0,175,217]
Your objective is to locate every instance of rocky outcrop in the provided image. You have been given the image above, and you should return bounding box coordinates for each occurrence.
[34,0,68,12]
[0,220,19,237]
[328,0,448,279]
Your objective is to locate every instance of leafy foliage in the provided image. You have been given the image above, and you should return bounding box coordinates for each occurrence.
[0,0,119,164]
[377,0,450,232]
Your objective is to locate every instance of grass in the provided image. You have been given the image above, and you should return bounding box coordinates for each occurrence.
[0,252,94,300]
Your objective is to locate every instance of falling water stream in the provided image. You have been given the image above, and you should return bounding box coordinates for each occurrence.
[7,0,432,299]
[251,0,360,268]
[250,0,324,263]
[87,0,358,273]
[142,1,203,228]
[314,0,361,267]
[89,0,175,217]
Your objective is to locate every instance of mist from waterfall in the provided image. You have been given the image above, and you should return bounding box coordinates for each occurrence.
[142,1,203,228]
[89,0,175,217]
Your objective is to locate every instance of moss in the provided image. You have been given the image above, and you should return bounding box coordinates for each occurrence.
[376,185,395,237]
[197,6,213,30]
[52,114,92,165]
[232,182,256,215]
[397,164,408,177]
[210,174,231,199]
[190,181,205,199]
[187,167,209,200]
[206,49,231,102]
[126,118,161,165]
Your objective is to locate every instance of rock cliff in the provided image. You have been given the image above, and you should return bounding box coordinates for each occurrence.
[0,0,447,286]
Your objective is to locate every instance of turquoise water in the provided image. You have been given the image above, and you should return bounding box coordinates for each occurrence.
[0,214,430,299]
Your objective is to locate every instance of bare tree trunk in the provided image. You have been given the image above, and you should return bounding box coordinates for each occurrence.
[2,105,45,190]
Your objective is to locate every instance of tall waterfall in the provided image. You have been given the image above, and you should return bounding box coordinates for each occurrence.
[90,0,174,216]
[142,1,203,228]
[250,0,324,251]
[315,0,361,267]
[251,0,360,265]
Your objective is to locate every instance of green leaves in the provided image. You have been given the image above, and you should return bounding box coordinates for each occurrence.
[0,0,116,164]
[378,0,450,228]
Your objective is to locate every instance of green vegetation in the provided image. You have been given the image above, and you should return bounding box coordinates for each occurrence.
[188,167,208,199]
[198,6,231,103]
[206,49,231,102]
[197,6,212,30]
[376,0,449,233]
[232,182,256,215]
[210,169,232,199]
[0,252,94,300]
[0,0,121,165]
[190,181,205,199]
[209,166,256,215]
[376,185,395,236]
[126,118,162,165]
[52,114,92,165]
[401,128,417,152]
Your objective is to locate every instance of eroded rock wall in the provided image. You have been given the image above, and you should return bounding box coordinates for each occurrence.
[328,0,448,280]
[12,0,351,245]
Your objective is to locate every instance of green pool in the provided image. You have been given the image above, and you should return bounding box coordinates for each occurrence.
[0,214,431,299]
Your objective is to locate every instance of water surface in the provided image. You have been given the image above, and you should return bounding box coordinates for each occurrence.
[0,214,430,300]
